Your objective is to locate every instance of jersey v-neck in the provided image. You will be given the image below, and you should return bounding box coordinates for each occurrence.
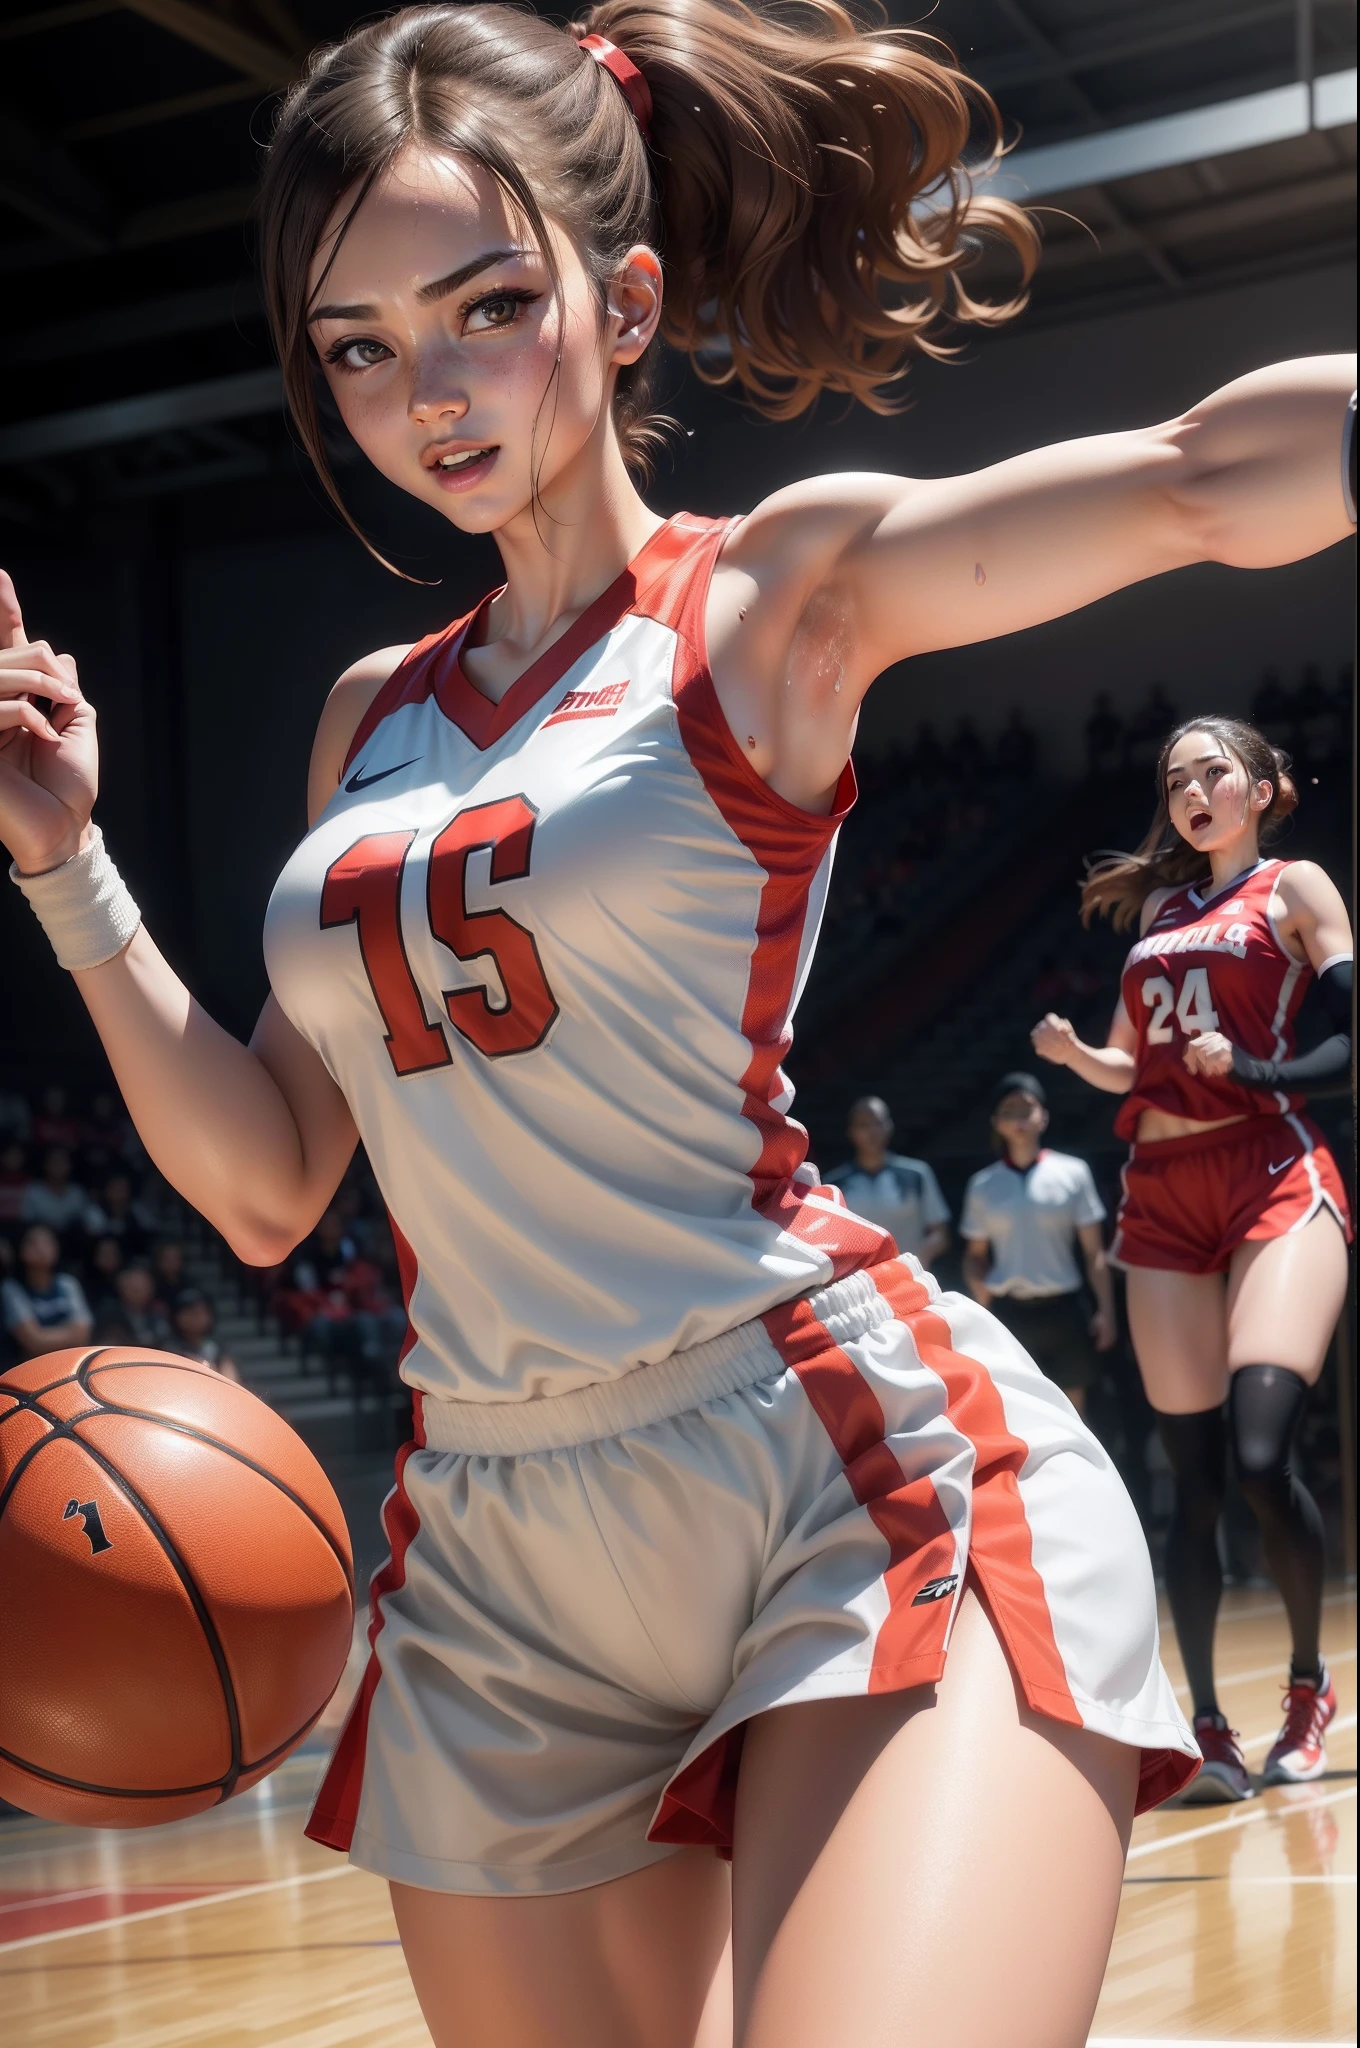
[1187,858,1271,910]
[436,515,682,750]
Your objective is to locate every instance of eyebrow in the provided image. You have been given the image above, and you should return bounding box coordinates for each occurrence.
[308,247,527,324]
[1167,753,1230,777]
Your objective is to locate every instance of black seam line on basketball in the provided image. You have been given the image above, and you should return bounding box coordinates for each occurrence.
[0,1701,329,1801]
[9,1400,245,1804]
[0,1348,109,1419]
[79,1372,354,1596]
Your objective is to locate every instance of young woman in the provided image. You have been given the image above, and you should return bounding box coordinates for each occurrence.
[1,3,1354,2040]
[960,1072,1117,1417]
[1033,715,1352,1806]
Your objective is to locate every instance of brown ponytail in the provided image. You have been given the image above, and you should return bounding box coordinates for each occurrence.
[258,0,1035,552]
[1080,716,1300,933]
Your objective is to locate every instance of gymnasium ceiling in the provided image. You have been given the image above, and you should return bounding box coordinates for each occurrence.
[0,0,1355,525]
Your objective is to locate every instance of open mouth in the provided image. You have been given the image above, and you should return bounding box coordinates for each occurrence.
[1189,808,1213,830]
[429,445,499,490]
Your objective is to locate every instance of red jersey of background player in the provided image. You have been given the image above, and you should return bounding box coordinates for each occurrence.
[1116,858,1311,1140]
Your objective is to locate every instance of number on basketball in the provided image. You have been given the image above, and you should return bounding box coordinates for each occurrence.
[321,799,559,1075]
[1175,966,1219,1037]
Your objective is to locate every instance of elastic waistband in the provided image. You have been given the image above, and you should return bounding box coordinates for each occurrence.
[419,1263,910,1456]
[1128,1113,1312,1163]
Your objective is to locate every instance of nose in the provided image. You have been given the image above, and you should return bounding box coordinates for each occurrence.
[407,348,469,428]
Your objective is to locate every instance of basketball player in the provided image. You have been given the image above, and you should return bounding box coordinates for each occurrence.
[1,4,1355,2040]
[1034,716,1352,1805]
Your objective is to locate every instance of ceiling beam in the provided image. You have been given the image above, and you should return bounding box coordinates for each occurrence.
[978,0,1353,96]
[60,78,263,143]
[0,281,263,368]
[0,99,114,251]
[0,2,120,42]
[118,0,295,86]
[0,366,283,466]
[1037,168,1357,272]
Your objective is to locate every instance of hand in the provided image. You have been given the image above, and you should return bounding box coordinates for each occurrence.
[1031,1012,1077,1066]
[1090,1305,1118,1352]
[1183,1030,1234,1078]
[0,569,98,875]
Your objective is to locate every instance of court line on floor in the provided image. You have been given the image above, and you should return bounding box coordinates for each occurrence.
[1126,1783,1357,1862]
[1172,1645,1356,1701]
[1204,1588,1356,1626]
[0,1860,360,1954]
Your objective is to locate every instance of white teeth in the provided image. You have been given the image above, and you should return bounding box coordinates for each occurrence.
[437,448,491,470]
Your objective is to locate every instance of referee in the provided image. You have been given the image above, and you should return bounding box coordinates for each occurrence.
[960,1073,1117,1415]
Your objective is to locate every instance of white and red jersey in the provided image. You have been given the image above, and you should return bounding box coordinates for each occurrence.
[1115,857,1312,1140]
[264,514,891,1403]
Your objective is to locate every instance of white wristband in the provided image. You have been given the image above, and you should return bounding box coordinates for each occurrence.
[10,825,142,971]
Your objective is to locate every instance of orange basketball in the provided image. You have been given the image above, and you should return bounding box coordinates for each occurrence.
[0,1346,354,1828]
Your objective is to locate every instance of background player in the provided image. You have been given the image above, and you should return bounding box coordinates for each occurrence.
[961,1071,1116,1416]
[824,1094,951,1269]
[1,0,1355,2038]
[1034,715,1352,1803]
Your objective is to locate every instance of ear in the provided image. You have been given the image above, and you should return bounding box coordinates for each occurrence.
[1249,778,1274,814]
[606,245,663,366]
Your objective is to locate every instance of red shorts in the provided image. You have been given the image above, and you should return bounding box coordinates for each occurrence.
[1111,1114,1352,1275]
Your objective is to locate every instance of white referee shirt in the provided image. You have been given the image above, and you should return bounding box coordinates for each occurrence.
[823,1154,950,1259]
[960,1151,1105,1299]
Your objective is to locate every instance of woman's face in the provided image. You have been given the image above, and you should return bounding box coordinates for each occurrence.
[308,146,660,536]
[1164,731,1271,854]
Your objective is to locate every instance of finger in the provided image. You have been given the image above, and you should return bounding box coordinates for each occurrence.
[0,699,57,742]
[0,668,80,702]
[0,568,25,652]
[0,640,72,686]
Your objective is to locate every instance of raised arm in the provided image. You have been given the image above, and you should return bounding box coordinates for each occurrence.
[0,574,402,1264]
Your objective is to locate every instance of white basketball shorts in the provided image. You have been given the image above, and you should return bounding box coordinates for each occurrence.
[307,1257,1199,1893]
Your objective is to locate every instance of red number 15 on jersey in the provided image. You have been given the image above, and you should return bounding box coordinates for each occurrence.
[320,797,560,1075]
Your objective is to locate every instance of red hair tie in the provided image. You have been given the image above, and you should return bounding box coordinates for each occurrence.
[578,34,653,143]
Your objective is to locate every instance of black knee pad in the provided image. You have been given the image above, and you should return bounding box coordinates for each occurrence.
[1228,1365,1309,1495]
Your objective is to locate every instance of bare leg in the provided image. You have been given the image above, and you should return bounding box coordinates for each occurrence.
[391,1846,731,2048]
[1225,1209,1349,1379]
[731,1583,1139,2048]
[1125,1265,1228,1413]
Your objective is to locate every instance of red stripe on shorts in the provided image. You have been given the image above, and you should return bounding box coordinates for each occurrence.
[871,1263,1081,1725]
[305,1393,426,1853]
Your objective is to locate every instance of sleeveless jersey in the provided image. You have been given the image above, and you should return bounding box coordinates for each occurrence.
[1115,857,1310,1140]
[264,514,891,1404]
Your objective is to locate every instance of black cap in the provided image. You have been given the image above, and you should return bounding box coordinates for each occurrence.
[992,1071,1047,1112]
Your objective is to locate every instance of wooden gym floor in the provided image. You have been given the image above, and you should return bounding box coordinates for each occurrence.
[3,1584,1354,2047]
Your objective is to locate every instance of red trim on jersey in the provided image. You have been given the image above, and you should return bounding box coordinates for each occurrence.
[657,519,871,1265]
[341,631,461,779]
[306,1216,425,1853]
[305,1392,425,1853]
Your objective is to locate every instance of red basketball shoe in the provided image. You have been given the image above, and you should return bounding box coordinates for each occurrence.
[1184,1712,1254,1803]
[1263,1665,1337,1786]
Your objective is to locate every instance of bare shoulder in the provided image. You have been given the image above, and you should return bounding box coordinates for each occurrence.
[1276,858,1352,928]
[306,645,413,827]
[1138,886,1176,936]
[726,473,906,584]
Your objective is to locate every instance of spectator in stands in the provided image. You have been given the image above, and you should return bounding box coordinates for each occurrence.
[166,1288,240,1383]
[960,1073,1116,1417]
[112,1261,172,1351]
[825,1096,951,1269]
[0,1088,30,1147]
[21,1146,87,1240]
[1084,692,1122,777]
[995,706,1037,779]
[152,1239,188,1299]
[946,716,987,781]
[3,1223,92,1361]
[30,1085,82,1154]
[0,1141,27,1241]
[81,1171,151,1257]
[87,1233,126,1309]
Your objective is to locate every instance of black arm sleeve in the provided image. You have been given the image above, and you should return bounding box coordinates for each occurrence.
[1231,957,1353,1096]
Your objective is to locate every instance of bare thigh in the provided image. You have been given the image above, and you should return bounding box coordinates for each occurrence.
[1126,1264,1228,1411]
[731,1583,1139,2048]
[1226,1208,1350,1379]
[390,1847,732,2048]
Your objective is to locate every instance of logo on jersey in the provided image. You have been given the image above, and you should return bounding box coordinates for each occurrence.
[1266,1156,1296,1176]
[911,1573,959,1606]
[543,679,629,727]
[345,756,421,793]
